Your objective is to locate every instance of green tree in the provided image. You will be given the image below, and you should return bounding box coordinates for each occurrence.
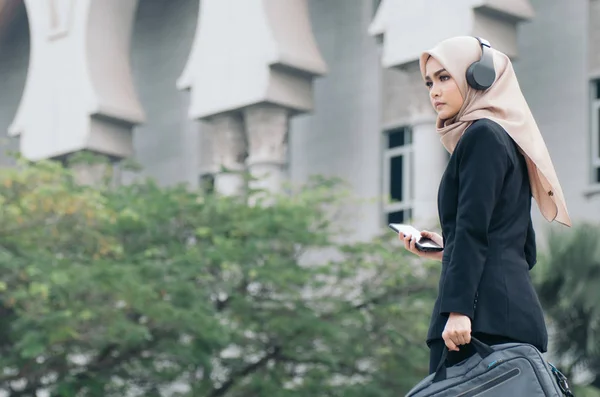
[535,223,600,394]
[0,159,438,396]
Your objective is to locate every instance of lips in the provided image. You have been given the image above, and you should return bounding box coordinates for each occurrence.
[434,102,445,108]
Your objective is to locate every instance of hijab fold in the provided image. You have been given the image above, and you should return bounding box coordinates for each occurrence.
[419,36,571,227]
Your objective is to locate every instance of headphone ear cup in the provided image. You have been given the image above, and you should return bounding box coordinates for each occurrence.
[466,61,494,90]
[466,62,480,89]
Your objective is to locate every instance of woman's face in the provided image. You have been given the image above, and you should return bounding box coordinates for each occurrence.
[424,56,464,120]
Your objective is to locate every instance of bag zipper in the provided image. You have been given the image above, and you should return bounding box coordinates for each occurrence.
[456,367,520,397]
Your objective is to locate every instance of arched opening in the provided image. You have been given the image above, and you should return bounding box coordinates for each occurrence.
[0,0,29,166]
[129,0,200,186]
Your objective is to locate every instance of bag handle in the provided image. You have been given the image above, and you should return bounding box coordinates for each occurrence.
[432,337,494,383]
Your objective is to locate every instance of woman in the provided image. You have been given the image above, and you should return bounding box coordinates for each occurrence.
[399,36,572,374]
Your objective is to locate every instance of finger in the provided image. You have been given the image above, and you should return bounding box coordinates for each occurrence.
[450,328,466,345]
[455,333,467,346]
[403,235,411,250]
[456,337,468,349]
[409,235,417,251]
[444,338,459,351]
[442,331,459,352]
[462,330,472,345]
[449,330,462,346]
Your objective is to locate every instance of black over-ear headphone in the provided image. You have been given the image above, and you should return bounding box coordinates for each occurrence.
[466,37,496,90]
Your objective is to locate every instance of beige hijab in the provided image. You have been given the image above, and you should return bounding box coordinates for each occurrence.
[419,36,571,227]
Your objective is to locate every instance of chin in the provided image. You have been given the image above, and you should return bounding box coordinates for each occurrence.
[438,110,458,120]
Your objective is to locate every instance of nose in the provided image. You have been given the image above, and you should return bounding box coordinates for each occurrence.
[430,83,441,99]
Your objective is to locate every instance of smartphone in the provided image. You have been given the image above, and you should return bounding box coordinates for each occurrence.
[388,223,443,253]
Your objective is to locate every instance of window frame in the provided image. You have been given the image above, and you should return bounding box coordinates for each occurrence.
[382,125,414,224]
[591,80,600,184]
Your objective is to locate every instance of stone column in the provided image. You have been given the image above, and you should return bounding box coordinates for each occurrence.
[209,113,247,196]
[178,0,326,195]
[410,114,447,227]
[244,105,289,195]
[10,0,144,161]
[70,161,114,186]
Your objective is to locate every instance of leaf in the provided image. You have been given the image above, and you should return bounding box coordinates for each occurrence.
[21,343,46,359]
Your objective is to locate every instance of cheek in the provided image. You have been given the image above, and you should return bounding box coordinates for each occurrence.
[449,87,464,111]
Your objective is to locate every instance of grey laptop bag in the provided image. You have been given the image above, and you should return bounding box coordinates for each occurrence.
[405,338,574,397]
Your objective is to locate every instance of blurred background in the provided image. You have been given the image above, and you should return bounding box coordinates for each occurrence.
[0,0,596,396]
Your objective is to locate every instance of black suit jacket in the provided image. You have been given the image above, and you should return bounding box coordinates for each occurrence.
[426,118,548,353]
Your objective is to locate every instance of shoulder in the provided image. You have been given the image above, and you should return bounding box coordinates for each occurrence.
[456,118,511,154]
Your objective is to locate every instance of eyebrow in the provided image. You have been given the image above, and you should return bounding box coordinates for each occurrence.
[424,68,447,80]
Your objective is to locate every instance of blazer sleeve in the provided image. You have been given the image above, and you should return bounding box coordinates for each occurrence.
[439,125,509,319]
[525,217,537,270]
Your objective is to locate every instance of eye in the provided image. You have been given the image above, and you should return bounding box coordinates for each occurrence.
[425,81,433,88]
[440,75,450,82]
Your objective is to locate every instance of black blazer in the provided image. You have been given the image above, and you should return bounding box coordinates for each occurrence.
[426,118,548,353]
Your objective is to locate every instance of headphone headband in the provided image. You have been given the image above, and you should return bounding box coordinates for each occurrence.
[476,37,491,48]
[466,36,496,90]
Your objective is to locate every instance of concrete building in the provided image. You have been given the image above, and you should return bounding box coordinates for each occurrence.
[0,0,597,241]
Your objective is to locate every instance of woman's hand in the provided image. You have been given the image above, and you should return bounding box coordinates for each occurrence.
[399,230,444,261]
[442,313,472,351]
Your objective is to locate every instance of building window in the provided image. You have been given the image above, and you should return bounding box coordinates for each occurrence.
[591,79,600,184]
[382,126,413,224]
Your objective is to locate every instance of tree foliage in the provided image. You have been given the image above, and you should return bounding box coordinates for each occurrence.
[535,223,600,393]
[0,159,438,396]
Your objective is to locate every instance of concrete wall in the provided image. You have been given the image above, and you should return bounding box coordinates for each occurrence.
[590,0,600,74]
[289,0,384,240]
[382,68,411,127]
[514,0,599,236]
[0,0,595,237]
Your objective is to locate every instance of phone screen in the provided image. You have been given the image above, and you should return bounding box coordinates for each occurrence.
[388,223,421,238]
